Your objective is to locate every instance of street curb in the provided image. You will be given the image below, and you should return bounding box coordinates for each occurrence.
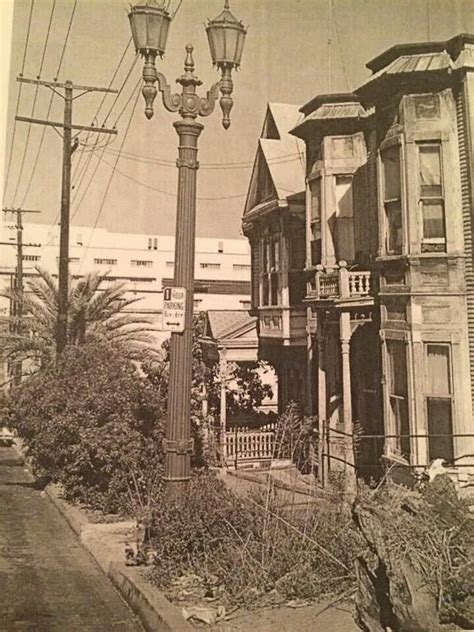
[109,563,195,632]
[44,484,194,631]
[45,484,89,536]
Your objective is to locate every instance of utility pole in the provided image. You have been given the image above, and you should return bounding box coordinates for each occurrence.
[2,207,41,385]
[15,77,118,356]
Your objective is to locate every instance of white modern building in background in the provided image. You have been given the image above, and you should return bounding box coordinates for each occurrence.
[0,222,252,339]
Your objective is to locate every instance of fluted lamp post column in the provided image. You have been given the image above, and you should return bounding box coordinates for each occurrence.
[128,0,246,494]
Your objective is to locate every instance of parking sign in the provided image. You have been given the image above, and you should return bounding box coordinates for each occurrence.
[162,287,186,332]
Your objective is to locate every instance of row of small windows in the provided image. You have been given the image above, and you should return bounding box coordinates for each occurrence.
[147,238,225,253]
[41,258,248,270]
[165,262,249,271]
[94,258,117,265]
[200,262,221,269]
[233,263,251,270]
[94,258,154,267]
[100,277,155,283]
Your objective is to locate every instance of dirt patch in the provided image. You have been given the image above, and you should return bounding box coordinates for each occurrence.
[197,600,359,632]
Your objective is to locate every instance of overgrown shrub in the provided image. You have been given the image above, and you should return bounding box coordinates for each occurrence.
[5,342,166,513]
[354,476,474,629]
[274,402,317,473]
[148,471,361,605]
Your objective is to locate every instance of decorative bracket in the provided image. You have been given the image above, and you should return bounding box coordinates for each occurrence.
[140,44,235,128]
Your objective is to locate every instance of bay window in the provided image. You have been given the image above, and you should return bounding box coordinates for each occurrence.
[425,344,454,463]
[418,143,445,251]
[381,145,402,255]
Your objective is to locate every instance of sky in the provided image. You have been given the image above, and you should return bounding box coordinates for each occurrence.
[1,0,474,240]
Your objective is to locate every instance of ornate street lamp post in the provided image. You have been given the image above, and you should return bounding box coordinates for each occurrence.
[128,0,246,494]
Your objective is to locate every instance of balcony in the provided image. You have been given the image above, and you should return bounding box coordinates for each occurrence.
[307,261,375,306]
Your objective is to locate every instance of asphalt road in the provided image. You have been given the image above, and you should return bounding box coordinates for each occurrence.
[0,447,143,631]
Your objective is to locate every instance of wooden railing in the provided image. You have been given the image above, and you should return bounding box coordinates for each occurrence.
[318,272,339,298]
[226,428,275,462]
[349,271,371,296]
[309,262,374,301]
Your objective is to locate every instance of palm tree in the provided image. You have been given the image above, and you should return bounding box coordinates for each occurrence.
[0,267,158,367]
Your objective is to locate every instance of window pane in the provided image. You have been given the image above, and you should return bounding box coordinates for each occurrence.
[426,345,451,395]
[311,238,321,267]
[427,398,454,463]
[263,241,269,272]
[311,179,321,221]
[388,341,407,396]
[390,396,410,458]
[262,275,269,305]
[422,201,445,239]
[272,238,280,270]
[382,145,401,201]
[419,144,441,196]
[336,176,353,217]
[385,201,402,254]
[270,272,279,305]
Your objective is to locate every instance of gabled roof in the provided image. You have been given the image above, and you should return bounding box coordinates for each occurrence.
[205,310,257,342]
[244,103,305,217]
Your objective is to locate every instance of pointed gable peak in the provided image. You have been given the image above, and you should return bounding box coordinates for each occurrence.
[261,103,303,140]
[262,108,280,140]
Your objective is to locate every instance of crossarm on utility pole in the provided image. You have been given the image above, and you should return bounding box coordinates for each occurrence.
[17,76,119,94]
[15,116,118,135]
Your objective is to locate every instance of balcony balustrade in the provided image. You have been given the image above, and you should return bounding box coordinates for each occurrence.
[308,261,374,304]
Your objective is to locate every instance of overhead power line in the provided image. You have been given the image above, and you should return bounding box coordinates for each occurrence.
[3,0,35,205]
[70,76,141,222]
[19,0,79,209]
[79,83,142,270]
[71,45,137,196]
[101,146,303,170]
[100,156,258,201]
[71,36,134,189]
[10,0,57,207]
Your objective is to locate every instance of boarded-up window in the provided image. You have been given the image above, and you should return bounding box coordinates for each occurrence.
[426,344,454,463]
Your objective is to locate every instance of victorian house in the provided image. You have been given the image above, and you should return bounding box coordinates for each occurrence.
[245,34,474,484]
[242,103,307,413]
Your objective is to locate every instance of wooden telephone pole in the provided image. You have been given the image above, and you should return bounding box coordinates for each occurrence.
[16,77,118,356]
[2,207,41,385]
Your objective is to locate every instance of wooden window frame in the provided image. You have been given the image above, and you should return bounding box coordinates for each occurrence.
[417,141,446,252]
